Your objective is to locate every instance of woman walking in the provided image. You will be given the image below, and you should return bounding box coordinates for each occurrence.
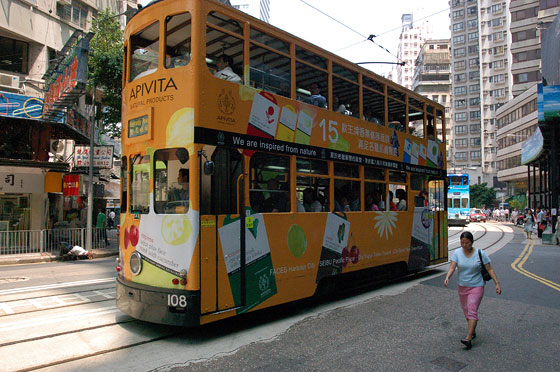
[443,231,501,349]
[524,209,534,239]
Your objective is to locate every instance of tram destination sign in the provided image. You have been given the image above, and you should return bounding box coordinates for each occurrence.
[195,128,445,177]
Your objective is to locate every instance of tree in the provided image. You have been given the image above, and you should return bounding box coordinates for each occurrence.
[470,183,496,208]
[89,9,123,138]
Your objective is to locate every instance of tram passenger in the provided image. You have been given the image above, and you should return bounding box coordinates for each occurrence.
[443,231,501,350]
[396,189,407,211]
[333,95,346,114]
[388,191,398,211]
[304,83,326,108]
[214,54,242,83]
[303,188,322,212]
[365,193,378,211]
[263,178,288,212]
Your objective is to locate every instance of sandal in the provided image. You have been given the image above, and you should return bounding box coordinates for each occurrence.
[472,332,476,339]
[461,339,472,350]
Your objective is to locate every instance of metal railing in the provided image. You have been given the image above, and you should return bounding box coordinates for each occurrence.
[0,228,119,256]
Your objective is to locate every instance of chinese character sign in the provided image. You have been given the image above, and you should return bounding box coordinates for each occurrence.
[74,146,114,168]
[63,174,80,196]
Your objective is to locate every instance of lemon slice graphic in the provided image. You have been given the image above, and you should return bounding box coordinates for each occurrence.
[166,107,195,152]
[287,224,307,258]
[161,215,192,246]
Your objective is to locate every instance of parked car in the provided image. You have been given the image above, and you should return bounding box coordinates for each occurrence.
[469,208,487,222]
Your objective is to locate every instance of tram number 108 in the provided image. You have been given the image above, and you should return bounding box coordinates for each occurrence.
[167,294,187,308]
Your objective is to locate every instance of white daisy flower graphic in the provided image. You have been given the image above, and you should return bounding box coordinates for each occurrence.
[373,211,398,239]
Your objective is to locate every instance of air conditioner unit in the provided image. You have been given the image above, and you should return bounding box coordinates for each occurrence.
[49,139,75,161]
[0,73,20,88]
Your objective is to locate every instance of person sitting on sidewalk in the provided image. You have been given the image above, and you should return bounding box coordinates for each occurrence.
[59,242,93,260]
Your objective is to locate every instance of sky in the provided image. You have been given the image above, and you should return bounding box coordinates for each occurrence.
[139,0,451,76]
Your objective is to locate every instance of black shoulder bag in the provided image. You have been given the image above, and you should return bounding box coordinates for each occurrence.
[478,250,492,282]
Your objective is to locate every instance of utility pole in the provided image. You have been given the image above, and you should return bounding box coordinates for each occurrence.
[86,86,96,250]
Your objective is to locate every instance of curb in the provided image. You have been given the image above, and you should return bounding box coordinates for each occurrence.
[0,250,118,266]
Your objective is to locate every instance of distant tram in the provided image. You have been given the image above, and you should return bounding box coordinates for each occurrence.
[116,0,448,326]
[447,174,469,226]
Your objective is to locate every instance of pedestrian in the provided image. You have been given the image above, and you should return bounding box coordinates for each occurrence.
[108,210,116,229]
[96,209,109,246]
[443,231,501,350]
[524,209,534,240]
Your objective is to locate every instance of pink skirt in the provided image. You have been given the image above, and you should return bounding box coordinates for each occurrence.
[458,285,484,320]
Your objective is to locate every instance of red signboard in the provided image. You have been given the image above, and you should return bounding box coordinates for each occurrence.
[63,175,80,196]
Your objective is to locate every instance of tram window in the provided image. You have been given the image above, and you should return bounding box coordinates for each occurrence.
[461,198,469,208]
[130,21,159,81]
[364,166,385,181]
[429,180,445,211]
[365,182,386,211]
[333,63,358,83]
[427,115,435,139]
[206,13,244,81]
[436,109,445,144]
[453,199,461,208]
[334,162,359,178]
[130,155,151,214]
[251,28,290,54]
[334,179,360,212]
[250,152,290,213]
[408,104,424,138]
[297,176,329,212]
[154,148,190,214]
[388,97,406,132]
[363,86,385,125]
[121,157,127,212]
[211,147,243,215]
[165,12,191,69]
[389,171,407,183]
[296,62,328,107]
[295,46,327,70]
[250,44,290,97]
[462,176,468,185]
[296,157,328,175]
[333,75,358,117]
[207,11,243,35]
[410,174,425,191]
[389,184,407,211]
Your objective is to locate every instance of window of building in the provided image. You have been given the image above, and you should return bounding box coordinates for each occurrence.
[467,6,477,16]
[469,84,480,93]
[469,97,480,106]
[470,150,481,159]
[468,31,478,42]
[453,9,465,19]
[491,18,503,27]
[455,112,467,122]
[454,60,466,70]
[455,138,468,147]
[453,35,465,44]
[0,36,29,74]
[455,86,467,95]
[455,73,467,82]
[455,99,467,109]
[468,58,479,68]
[454,47,466,57]
[470,124,481,133]
[453,22,465,32]
[540,0,560,10]
[512,29,537,42]
[469,71,479,80]
[455,152,467,160]
[470,137,481,146]
[467,19,478,29]
[469,111,480,120]
[468,45,479,55]
[455,125,467,134]
[514,71,540,84]
[511,6,539,22]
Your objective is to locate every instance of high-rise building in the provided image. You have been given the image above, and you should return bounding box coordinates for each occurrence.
[230,0,271,23]
[411,40,453,166]
[395,14,429,90]
[450,0,511,186]
[0,0,132,233]
[496,2,560,201]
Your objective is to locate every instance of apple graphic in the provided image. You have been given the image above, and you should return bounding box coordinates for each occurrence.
[350,245,359,264]
[124,227,130,249]
[341,246,350,267]
[129,225,139,247]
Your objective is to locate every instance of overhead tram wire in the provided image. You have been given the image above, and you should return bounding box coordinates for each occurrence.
[332,6,450,63]
[298,0,403,64]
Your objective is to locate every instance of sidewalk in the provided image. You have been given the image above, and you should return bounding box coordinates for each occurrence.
[0,248,118,265]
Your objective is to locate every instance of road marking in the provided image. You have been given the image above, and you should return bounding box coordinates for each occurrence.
[0,302,14,315]
[0,306,119,332]
[0,278,115,295]
[511,240,560,292]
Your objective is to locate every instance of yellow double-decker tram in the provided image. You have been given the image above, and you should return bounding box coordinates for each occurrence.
[117,0,448,326]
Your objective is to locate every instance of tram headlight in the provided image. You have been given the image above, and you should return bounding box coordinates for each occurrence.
[129,252,143,276]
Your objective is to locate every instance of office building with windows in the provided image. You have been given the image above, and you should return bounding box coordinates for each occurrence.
[395,14,429,90]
